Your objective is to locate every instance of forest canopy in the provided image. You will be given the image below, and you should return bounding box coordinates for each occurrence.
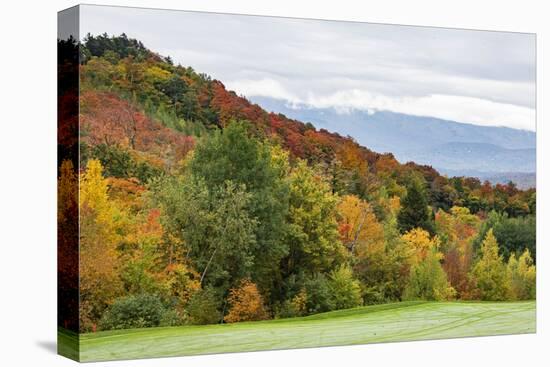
[59,35,536,332]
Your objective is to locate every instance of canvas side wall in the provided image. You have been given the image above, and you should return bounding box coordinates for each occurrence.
[57,5,80,362]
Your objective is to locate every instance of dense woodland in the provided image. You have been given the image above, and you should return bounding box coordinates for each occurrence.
[58,34,536,332]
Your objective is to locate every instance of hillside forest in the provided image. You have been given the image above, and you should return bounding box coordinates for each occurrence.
[58,34,536,333]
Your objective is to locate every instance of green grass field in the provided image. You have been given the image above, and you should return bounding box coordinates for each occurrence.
[59,301,535,362]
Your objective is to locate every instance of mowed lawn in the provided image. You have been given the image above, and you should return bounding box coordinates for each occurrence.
[64,301,535,362]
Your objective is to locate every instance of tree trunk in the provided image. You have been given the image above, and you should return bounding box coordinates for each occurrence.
[200,247,218,285]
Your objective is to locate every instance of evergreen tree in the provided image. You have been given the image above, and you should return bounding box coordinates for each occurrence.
[397,176,434,234]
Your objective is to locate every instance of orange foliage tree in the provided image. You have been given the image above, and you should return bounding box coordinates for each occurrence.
[224,279,269,323]
[337,195,385,257]
[435,206,480,298]
[80,91,194,163]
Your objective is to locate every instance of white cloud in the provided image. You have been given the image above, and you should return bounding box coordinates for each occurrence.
[302,90,535,131]
[226,78,298,102]
[226,80,535,131]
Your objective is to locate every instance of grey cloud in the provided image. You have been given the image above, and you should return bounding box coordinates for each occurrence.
[80,5,536,129]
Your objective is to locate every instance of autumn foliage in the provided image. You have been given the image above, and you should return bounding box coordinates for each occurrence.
[224,279,269,323]
[57,35,536,333]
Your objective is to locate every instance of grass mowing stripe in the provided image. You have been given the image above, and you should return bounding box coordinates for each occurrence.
[64,301,535,362]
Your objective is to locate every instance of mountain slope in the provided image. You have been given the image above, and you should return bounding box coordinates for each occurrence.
[78,34,536,216]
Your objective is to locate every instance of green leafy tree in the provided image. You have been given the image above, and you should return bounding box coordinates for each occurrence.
[359,195,410,303]
[189,121,290,296]
[328,266,363,310]
[403,248,455,301]
[493,216,536,262]
[283,161,345,276]
[471,229,507,301]
[506,249,536,300]
[303,273,335,314]
[87,144,163,183]
[154,176,257,292]
[99,293,166,330]
[277,289,308,318]
[186,287,222,325]
[473,211,536,262]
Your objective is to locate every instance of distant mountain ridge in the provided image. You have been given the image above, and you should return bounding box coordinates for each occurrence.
[419,142,535,172]
[251,96,536,187]
[436,169,536,190]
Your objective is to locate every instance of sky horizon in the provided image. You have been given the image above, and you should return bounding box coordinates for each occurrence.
[80,5,536,132]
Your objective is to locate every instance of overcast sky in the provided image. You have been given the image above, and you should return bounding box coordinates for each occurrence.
[80,5,536,131]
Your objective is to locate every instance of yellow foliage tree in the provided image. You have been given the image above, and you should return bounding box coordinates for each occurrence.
[401,228,454,301]
[471,229,507,301]
[79,159,123,331]
[161,263,201,307]
[401,228,441,266]
[506,249,536,300]
[290,289,308,315]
